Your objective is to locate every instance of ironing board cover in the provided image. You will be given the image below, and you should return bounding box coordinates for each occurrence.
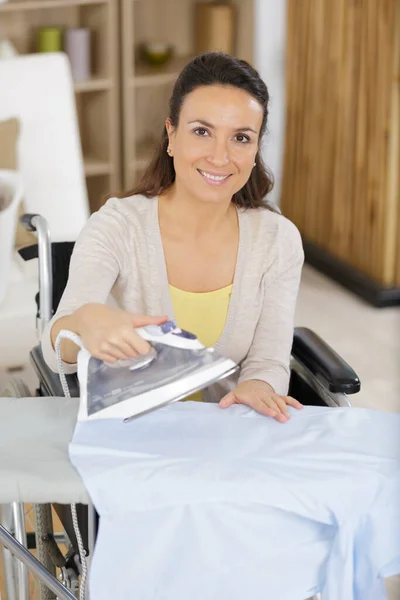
[0,396,88,504]
[69,403,400,600]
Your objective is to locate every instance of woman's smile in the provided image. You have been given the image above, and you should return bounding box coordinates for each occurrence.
[197,169,232,186]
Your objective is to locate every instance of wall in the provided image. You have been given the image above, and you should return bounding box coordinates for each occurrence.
[254,0,287,207]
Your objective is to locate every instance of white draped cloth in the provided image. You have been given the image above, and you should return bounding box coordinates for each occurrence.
[69,403,400,600]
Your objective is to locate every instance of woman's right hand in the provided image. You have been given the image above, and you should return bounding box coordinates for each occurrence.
[74,303,168,363]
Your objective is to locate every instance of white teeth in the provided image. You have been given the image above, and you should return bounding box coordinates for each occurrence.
[199,170,229,182]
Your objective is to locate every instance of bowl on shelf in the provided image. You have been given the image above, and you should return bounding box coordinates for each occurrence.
[138,42,174,67]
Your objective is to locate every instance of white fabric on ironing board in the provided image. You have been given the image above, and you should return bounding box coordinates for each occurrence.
[0,396,88,504]
[69,403,400,600]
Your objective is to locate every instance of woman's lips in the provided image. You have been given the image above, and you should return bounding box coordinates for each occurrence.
[197,169,232,186]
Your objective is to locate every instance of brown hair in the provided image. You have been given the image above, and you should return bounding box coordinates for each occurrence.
[123,52,275,210]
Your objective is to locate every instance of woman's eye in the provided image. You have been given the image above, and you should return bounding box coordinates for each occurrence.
[194,127,209,137]
[236,134,250,143]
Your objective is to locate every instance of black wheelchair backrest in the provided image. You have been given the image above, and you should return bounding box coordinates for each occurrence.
[19,241,75,316]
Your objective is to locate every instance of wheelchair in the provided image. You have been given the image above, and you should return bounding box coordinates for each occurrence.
[0,213,361,600]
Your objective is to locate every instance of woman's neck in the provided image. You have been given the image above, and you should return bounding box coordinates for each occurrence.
[159,183,236,238]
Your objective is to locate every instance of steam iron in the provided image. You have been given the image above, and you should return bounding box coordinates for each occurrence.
[76,320,238,422]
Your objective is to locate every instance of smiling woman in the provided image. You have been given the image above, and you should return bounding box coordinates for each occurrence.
[166,85,262,205]
[129,52,275,211]
[42,52,305,422]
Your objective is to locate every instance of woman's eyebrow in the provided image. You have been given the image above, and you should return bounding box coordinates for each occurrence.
[188,119,257,134]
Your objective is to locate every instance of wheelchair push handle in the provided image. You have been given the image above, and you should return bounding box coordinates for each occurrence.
[19,212,41,232]
[19,213,54,333]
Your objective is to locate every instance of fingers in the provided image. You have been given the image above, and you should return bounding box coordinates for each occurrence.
[285,396,304,410]
[269,395,290,418]
[266,395,303,421]
[98,341,131,362]
[219,392,237,408]
[220,390,301,424]
[108,339,139,359]
[253,394,287,422]
[81,309,166,363]
[121,329,151,355]
[94,331,151,364]
[96,351,122,365]
[251,400,281,420]
[97,351,120,364]
[219,392,279,420]
[245,393,284,421]
[131,314,169,328]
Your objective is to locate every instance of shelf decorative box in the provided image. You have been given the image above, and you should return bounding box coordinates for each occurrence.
[37,26,63,52]
[65,27,91,82]
[194,1,236,55]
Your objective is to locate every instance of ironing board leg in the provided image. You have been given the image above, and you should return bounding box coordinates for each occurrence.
[0,524,76,600]
[0,504,17,600]
[11,502,30,600]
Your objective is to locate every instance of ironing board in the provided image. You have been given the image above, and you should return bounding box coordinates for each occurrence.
[2,397,400,600]
[0,396,88,504]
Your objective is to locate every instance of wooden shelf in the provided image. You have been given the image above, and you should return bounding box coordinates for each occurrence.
[132,56,192,88]
[0,0,108,12]
[84,156,112,177]
[74,77,112,93]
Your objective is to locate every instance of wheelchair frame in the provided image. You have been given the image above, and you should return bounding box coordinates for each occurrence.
[0,213,360,600]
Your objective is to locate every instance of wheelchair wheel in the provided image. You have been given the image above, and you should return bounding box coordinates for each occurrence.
[33,505,57,600]
[1,377,56,600]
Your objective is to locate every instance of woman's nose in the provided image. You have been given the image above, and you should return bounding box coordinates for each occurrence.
[208,139,229,166]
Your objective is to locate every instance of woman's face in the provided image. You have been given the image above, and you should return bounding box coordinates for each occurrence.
[166,84,263,205]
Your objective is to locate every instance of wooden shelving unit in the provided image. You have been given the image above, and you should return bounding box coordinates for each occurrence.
[120,0,254,190]
[132,55,193,88]
[0,0,108,13]
[74,76,112,92]
[0,0,120,212]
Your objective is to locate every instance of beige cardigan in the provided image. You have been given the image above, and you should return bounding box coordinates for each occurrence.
[41,195,304,401]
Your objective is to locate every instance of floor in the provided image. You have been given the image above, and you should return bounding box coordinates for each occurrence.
[0,264,399,599]
[295,265,400,414]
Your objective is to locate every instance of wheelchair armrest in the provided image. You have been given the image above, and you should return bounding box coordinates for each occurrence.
[30,344,80,398]
[292,327,361,395]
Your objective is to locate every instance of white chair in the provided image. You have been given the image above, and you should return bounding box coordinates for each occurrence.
[0,52,90,370]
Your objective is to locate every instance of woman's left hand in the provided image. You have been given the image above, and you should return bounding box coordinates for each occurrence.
[219,379,303,423]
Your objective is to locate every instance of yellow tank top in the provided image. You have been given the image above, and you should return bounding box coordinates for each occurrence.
[169,283,233,402]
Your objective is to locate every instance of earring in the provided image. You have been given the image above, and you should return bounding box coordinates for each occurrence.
[253,162,256,167]
[167,147,172,155]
